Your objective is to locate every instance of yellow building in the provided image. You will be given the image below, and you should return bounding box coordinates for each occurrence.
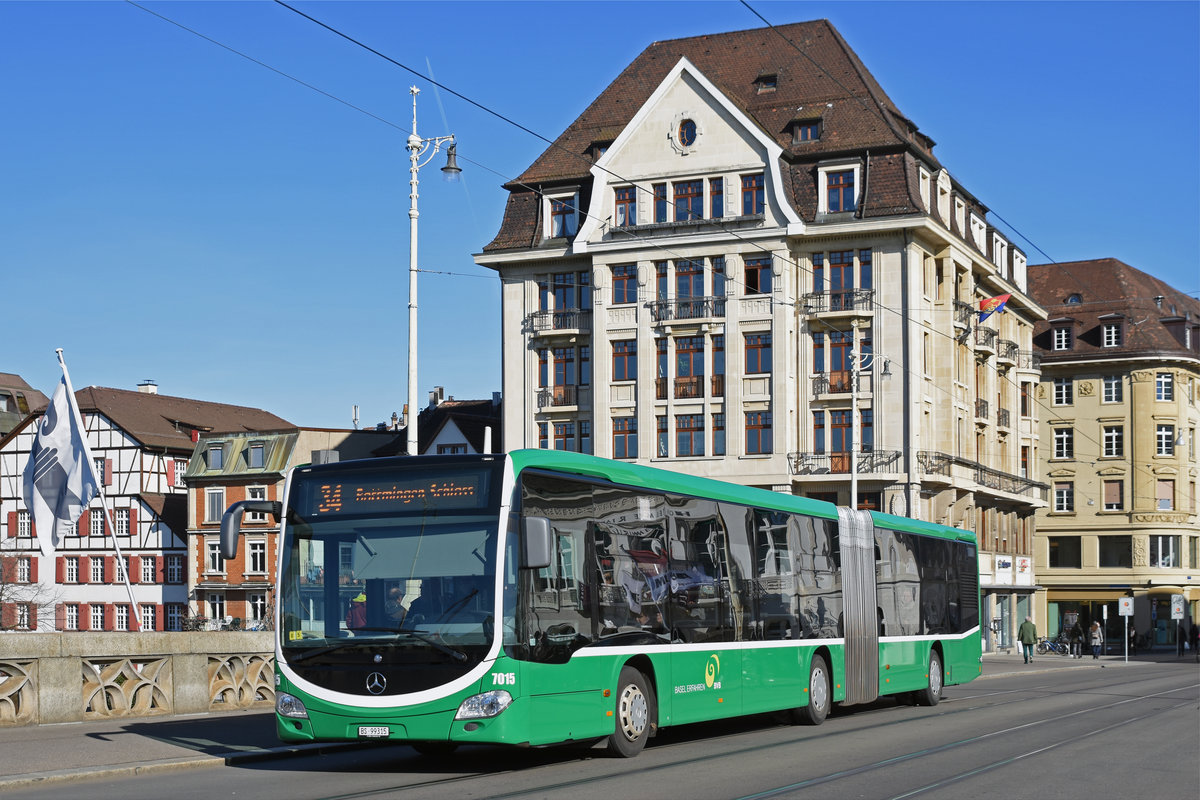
[1029,259,1200,651]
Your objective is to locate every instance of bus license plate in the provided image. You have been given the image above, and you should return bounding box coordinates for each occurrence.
[358,726,390,738]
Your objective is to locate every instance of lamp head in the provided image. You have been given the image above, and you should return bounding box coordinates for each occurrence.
[440,143,462,182]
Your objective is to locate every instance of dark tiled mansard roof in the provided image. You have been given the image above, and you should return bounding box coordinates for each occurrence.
[484,19,956,253]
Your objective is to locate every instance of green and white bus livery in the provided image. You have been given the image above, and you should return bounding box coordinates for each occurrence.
[221,449,981,757]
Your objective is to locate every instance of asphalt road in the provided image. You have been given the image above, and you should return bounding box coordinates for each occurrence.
[5,660,1197,800]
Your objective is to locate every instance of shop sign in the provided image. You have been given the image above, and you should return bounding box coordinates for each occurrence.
[994,555,1013,585]
[1014,556,1032,586]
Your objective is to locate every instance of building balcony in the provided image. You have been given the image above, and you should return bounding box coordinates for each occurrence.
[802,289,875,316]
[974,398,989,421]
[1017,350,1041,371]
[998,339,1019,364]
[788,448,901,475]
[649,296,725,324]
[974,326,997,352]
[526,308,592,336]
[997,407,1012,429]
[811,370,872,397]
[953,300,974,328]
[917,449,1047,501]
[674,376,704,399]
[536,385,587,409]
[711,374,725,398]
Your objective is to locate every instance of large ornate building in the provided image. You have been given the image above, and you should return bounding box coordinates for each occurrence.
[1028,259,1199,649]
[475,20,1046,650]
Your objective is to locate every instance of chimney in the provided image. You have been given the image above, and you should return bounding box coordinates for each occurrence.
[311,450,339,465]
[428,386,444,408]
[137,380,158,394]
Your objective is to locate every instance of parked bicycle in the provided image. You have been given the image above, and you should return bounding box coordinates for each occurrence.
[1035,636,1069,656]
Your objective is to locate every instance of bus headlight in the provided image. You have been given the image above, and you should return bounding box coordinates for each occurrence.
[455,690,513,720]
[276,692,309,719]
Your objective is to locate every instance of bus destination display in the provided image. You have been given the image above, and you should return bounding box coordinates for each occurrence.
[300,471,489,517]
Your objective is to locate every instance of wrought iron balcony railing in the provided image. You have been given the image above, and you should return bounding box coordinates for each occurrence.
[526,308,592,334]
[801,288,875,315]
[787,448,901,475]
[649,296,726,323]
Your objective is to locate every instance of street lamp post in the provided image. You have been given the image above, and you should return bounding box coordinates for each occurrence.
[405,85,460,456]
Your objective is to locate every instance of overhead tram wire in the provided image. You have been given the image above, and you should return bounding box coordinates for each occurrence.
[132,0,1181,503]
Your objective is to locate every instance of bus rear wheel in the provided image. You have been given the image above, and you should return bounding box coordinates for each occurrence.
[791,654,830,725]
[916,651,943,707]
[607,666,654,757]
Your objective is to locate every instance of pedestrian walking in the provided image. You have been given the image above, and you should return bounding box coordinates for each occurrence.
[1017,615,1037,664]
[1069,620,1084,658]
[1177,622,1187,658]
[1089,620,1104,659]
[1191,622,1199,664]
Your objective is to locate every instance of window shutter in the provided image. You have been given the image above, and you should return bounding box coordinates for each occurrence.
[6,512,15,538]
[129,556,140,584]
[105,556,116,584]
[104,458,113,486]
[104,603,114,631]
[0,558,12,584]
[79,510,89,537]
[129,507,137,534]
[29,604,37,630]
[80,603,91,631]
[56,557,65,583]
[156,556,165,583]
[1,603,15,628]
[80,556,90,584]
[1103,481,1121,506]
[166,459,175,488]
[155,603,165,631]
[55,603,66,630]
[30,557,38,583]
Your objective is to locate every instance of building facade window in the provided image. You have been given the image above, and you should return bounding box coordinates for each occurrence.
[612,340,637,381]
[206,445,224,470]
[612,265,637,304]
[166,555,184,583]
[713,413,725,456]
[207,540,225,574]
[653,183,667,222]
[745,333,772,374]
[826,170,855,212]
[205,488,225,523]
[1103,425,1124,458]
[91,559,105,583]
[1052,327,1072,351]
[437,444,468,455]
[114,508,129,537]
[550,198,577,237]
[709,177,723,218]
[249,593,268,623]
[1102,323,1121,347]
[745,410,772,454]
[1053,482,1074,513]
[614,186,636,227]
[1098,535,1132,567]
[1048,536,1082,567]
[793,120,820,142]
[90,605,104,631]
[1102,375,1122,403]
[208,592,226,622]
[249,540,267,574]
[115,605,129,631]
[741,174,764,215]
[673,180,703,221]
[142,558,156,584]
[16,556,30,583]
[676,414,705,457]
[657,415,668,458]
[1155,372,1174,401]
[1102,480,1124,511]
[65,604,79,631]
[1053,428,1074,459]
[553,421,576,452]
[247,443,265,469]
[1156,424,1175,456]
[66,556,79,583]
[1157,479,1174,511]
[744,258,772,294]
[247,486,268,521]
[1053,378,1073,405]
[1150,535,1179,568]
[612,417,637,459]
[167,604,184,631]
[90,509,104,538]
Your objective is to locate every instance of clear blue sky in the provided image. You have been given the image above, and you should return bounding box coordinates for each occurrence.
[4,1,1197,429]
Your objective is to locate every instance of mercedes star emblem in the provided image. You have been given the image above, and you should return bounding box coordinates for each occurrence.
[366,672,387,695]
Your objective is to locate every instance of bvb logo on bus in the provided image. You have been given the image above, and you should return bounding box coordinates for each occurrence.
[705,654,721,689]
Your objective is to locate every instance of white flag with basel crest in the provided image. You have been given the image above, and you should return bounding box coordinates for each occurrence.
[22,374,99,557]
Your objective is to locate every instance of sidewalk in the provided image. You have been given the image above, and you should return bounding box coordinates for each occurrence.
[0,649,1192,791]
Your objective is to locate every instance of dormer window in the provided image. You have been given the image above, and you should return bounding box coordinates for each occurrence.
[206,443,224,470]
[1065,293,1082,304]
[791,119,821,143]
[755,73,778,93]
[247,442,265,469]
[1053,326,1073,351]
[544,191,580,239]
[817,163,859,214]
[1099,314,1124,348]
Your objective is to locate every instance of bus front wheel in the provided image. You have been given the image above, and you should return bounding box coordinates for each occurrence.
[607,666,654,757]
[791,655,830,725]
[916,651,943,707]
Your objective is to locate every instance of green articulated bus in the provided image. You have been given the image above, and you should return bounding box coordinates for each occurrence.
[221,449,981,758]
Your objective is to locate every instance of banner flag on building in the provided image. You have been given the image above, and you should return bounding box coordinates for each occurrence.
[978,293,1011,324]
[22,353,100,557]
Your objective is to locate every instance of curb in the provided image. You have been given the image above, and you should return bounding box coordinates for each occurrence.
[0,740,377,792]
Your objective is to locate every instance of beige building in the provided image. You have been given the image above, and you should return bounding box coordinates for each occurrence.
[1028,259,1200,651]
[474,20,1046,651]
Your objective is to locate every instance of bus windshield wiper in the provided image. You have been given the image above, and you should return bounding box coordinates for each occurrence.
[346,626,469,662]
[285,641,362,664]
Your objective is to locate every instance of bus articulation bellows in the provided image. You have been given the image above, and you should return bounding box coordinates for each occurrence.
[221,450,981,757]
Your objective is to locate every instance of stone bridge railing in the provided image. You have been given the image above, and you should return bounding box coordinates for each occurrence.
[0,632,274,727]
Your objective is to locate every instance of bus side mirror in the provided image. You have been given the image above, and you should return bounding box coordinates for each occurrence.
[220,500,282,560]
[521,516,553,570]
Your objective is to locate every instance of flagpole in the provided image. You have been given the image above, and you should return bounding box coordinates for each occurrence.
[57,350,144,632]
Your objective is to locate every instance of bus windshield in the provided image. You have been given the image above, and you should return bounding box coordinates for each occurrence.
[277,459,504,679]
